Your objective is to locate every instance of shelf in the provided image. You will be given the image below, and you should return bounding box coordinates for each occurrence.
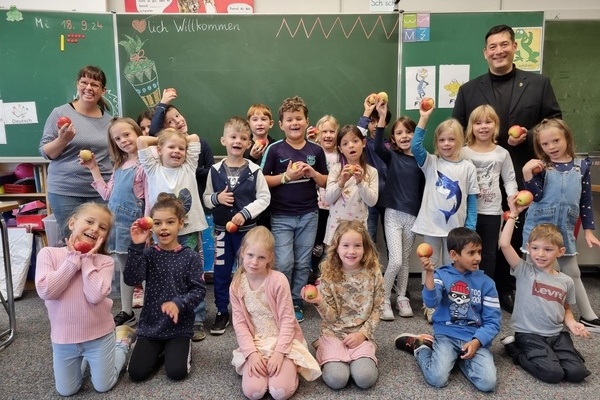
[0,194,47,198]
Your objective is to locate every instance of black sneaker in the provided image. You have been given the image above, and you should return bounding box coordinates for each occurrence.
[500,335,521,363]
[210,312,230,335]
[395,333,433,354]
[580,317,600,333]
[114,311,136,327]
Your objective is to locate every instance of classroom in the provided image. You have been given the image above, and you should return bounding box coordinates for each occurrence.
[1,0,600,399]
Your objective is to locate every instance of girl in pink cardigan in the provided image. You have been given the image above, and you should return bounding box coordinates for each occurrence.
[230,226,321,400]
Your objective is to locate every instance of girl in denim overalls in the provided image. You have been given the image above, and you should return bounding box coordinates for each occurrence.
[82,117,146,327]
[521,118,600,332]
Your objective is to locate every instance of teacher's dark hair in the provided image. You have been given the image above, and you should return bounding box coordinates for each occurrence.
[77,65,110,112]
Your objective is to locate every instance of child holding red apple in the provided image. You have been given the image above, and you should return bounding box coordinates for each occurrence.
[230,226,321,399]
[81,117,147,328]
[202,117,271,336]
[244,103,276,165]
[520,118,600,332]
[301,220,384,390]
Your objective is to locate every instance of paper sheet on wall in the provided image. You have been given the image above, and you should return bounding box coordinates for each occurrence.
[0,101,6,144]
[438,65,470,109]
[2,101,38,125]
[404,66,436,110]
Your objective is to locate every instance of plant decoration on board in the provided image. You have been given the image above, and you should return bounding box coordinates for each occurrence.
[119,34,161,108]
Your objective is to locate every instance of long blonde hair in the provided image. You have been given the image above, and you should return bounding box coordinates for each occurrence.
[434,118,464,159]
[230,226,275,291]
[320,220,380,283]
[465,105,500,146]
[533,118,576,163]
[107,117,143,169]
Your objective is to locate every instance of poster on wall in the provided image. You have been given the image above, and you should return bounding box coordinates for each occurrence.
[124,0,254,14]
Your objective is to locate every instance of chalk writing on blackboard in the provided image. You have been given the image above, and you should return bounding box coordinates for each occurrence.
[276,16,398,40]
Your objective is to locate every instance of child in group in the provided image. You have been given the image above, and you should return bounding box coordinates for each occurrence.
[124,193,205,382]
[373,101,425,320]
[395,227,501,392]
[260,96,328,322]
[138,129,209,341]
[230,226,321,400]
[81,117,146,327]
[311,115,340,277]
[137,109,153,136]
[521,118,600,331]
[244,103,276,165]
[411,106,480,322]
[323,125,378,245]
[35,203,136,396]
[302,220,384,390]
[499,196,591,383]
[460,105,517,282]
[203,117,271,336]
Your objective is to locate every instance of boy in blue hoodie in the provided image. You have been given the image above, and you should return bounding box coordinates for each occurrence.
[395,227,501,392]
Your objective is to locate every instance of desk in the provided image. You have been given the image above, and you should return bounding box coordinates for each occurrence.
[0,200,19,351]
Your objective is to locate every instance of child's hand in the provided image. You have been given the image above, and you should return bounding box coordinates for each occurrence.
[568,320,590,338]
[286,161,305,181]
[419,104,435,118]
[301,286,323,305]
[267,351,285,377]
[522,159,543,181]
[79,152,98,170]
[420,256,435,272]
[584,230,600,249]
[375,100,388,124]
[231,212,245,227]
[342,332,367,349]
[217,186,234,207]
[506,194,528,216]
[130,220,150,244]
[160,88,177,104]
[363,95,377,114]
[247,352,268,377]
[351,164,365,184]
[460,339,481,359]
[161,301,180,324]
[250,141,266,159]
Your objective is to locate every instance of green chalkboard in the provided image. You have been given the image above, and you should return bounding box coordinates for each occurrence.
[544,20,600,153]
[399,12,544,151]
[116,14,400,153]
[0,10,118,157]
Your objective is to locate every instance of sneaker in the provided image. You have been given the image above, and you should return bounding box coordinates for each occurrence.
[192,323,206,342]
[381,301,395,321]
[423,306,434,324]
[294,305,305,323]
[580,317,600,333]
[395,333,433,354]
[311,339,320,350]
[115,325,137,347]
[312,244,324,258]
[114,311,136,327]
[210,312,230,335]
[500,335,521,363]
[132,286,144,308]
[396,297,414,318]
[500,335,515,345]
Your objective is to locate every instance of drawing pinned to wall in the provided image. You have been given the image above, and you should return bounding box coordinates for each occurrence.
[513,27,542,71]
[0,101,6,144]
[124,0,254,14]
[402,13,430,42]
[405,66,436,110]
[439,65,469,109]
[119,34,161,109]
[6,6,23,22]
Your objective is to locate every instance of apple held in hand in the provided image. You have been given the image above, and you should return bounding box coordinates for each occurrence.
[226,221,238,233]
[508,125,527,138]
[346,165,356,175]
[420,97,435,111]
[532,165,543,175]
[304,284,318,299]
[57,116,72,129]
[366,93,378,105]
[416,243,433,258]
[377,91,389,104]
[137,216,154,230]
[79,149,92,161]
[515,190,534,206]
[255,138,267,147]
[74,241,93,254]
[291,162,301,171]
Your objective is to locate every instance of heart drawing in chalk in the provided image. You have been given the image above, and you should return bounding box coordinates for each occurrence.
[132,20,147,33]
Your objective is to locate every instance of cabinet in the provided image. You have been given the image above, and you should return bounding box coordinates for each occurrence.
[0,157,50,213]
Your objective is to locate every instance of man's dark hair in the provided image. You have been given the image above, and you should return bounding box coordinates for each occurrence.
[485,24,515,43]
[447,227,482,254]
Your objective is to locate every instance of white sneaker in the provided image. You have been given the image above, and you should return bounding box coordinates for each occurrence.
[423,306,435,324]
[396,297,413,318]
[381,301,395,321]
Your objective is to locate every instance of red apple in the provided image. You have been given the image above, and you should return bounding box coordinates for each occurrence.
[79,149,92,161]
[532,165,542,175]
[420,97,435,111]
[226,221,238,233]
[57,116,71,129]
[502,210,511,221]
[304,284,318,299]
[137,216,154,230]
[255,138,267,147]
[74,241,93,254]
[508,125,526,138]
[366,93,378,105]
[515,190,533,206]
[416,243,433,258]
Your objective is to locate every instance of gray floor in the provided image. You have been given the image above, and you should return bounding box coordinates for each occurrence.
[2,273,600,399]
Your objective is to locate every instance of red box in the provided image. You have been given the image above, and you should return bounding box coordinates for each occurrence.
[4,183,36,194]
[16,214,46,230]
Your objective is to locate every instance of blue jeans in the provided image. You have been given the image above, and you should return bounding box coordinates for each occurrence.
[271,211,318,306]
[213,229,245,313]
[47,192,105,245]
[51,331,128,396]
[179,231,207,324]
[415,334,496,392]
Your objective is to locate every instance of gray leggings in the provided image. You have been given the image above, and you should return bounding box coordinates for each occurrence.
[383,209,416,301]
[321,358,378,389]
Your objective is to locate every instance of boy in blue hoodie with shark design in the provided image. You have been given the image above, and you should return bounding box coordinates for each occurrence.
[395,227,501,392]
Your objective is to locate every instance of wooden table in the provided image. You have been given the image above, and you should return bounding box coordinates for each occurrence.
[0,201,19,351]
